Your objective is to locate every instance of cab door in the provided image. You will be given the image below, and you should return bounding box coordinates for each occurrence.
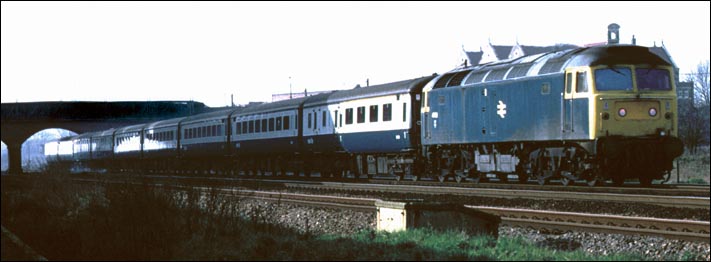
[562,69,589,139]
[562,71,574,137]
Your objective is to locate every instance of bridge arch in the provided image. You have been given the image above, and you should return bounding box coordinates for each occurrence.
[2,101,215,174]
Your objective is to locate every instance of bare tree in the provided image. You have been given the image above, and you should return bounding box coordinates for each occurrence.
[681,60,710,151]
[687,60,710,108]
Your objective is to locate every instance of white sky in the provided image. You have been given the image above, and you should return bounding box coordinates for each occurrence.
[2,1,709,107]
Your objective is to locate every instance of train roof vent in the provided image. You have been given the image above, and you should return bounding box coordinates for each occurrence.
[446,69,472,87]
[506,63,533,79]
[464,70,489,85]
[484,67,510,82]
[433,72,456,89]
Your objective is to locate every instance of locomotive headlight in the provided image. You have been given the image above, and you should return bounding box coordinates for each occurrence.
[648,108,657,117]
[618,108,627,117]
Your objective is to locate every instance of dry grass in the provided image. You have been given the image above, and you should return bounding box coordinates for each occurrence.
[671,146,710,184]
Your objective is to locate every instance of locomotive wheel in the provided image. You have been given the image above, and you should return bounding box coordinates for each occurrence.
[639,177,653,187]
[517,172,529,184]
[468,169,480,184]
[560,176,572,186]
[586,178,599,187]
[438,175,447,183]
[455,175,464,183]
[560,171,577,186]
[534,171,552,186]
[611,177,625,187]
[394,172,404,182]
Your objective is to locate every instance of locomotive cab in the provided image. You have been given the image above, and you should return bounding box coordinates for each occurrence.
[587,64,683,185]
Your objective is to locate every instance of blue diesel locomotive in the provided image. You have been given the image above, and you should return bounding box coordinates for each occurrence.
[44,44,683,186]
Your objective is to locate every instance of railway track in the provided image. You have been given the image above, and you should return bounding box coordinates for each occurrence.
[204,187,711,243]
[3,173,709,210]
[285,181,710,209]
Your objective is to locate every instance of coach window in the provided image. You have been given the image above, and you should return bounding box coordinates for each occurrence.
[576,71,588,93]
[403,103,407,122]
[308,113,312,129]
[255,119,261,133]
[334,110,338,127]
[261,119,267,132]
[322,111,327,127]
[269,118,275,131]
[236,122,242,135]
[345,108,354,124]
[248,120,254,133]
[383,103,392,121]
[242,121,248,134]
[276,117,282,131]
[283,116,290,130]
[314,112,318,129]
[357,106,365,123]
[369,105,378,122]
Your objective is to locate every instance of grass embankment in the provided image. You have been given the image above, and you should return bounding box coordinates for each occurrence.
[0,176,702,261]
[673,146,711,184]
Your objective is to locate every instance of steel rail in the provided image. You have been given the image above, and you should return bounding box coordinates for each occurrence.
[290,182,710,209]
[468,205,710,243]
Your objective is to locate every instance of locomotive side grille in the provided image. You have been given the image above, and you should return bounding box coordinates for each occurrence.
[464,71,488,84]
[485,68,509,82]
[506,64,533,79]
[539,59,566,74]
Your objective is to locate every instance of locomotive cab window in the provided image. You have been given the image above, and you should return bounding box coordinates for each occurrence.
[565,72,573,94]
[595,67,633,91]
[636,68,671,91]
[576,71,588,93]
